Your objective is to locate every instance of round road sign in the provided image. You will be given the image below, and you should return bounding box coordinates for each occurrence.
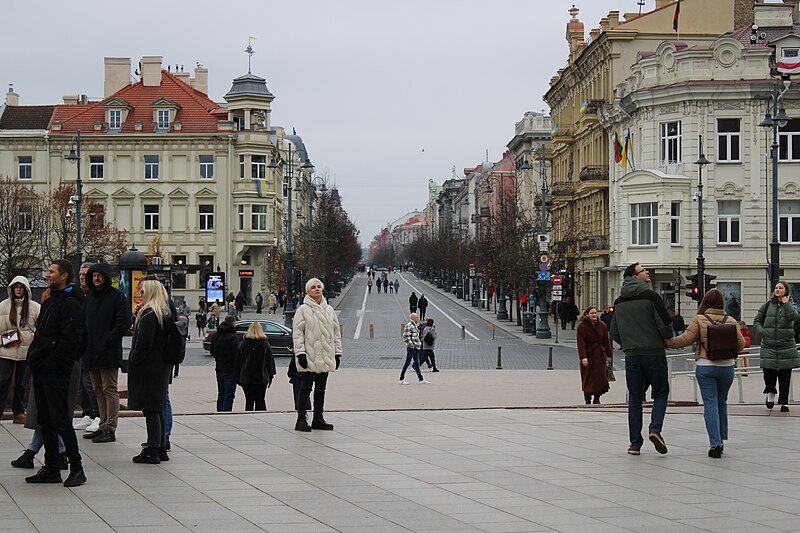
[552,275,563,285]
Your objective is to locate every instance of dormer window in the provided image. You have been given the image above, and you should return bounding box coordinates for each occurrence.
[109,110,121,130]
[102,97,132,132]
[157,109,170,130]
[150,97,181,133]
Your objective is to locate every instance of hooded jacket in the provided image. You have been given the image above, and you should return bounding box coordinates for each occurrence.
[27,284,86,372]
[0,276,41,361]
[210,321,238,372]
[83,263,132,370]
[753,298,800,370]
[610,277,672,356]
[293,294,342,373]
[235,337,276,385]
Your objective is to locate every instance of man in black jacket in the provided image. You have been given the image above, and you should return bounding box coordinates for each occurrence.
[210,316,238,411]
[26,259,87,487]
[82,263,132,444]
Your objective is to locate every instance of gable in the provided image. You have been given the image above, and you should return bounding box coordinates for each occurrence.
[111,187,135,199]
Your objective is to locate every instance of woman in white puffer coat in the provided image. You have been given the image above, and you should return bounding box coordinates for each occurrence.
[0,276,40,423]
[292,277,342,432]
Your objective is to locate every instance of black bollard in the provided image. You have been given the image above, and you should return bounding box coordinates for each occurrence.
[461,325,465,339]
[496,346,502,369]
[546,347,553,370]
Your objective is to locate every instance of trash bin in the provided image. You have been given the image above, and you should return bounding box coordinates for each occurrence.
[456,286,463,299]
[522,312,535,333]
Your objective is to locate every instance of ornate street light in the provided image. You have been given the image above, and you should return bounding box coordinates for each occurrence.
[65,130,83,272]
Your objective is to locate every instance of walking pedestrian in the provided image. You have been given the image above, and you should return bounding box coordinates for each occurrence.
[268,292,278,314]
[235,322,276,411]
[195,311,207,338]
[389,280,394,293]
[671,309,686,337]
[665,289,745,457]
[419,318,439,372]
[255,292,263,314]
[292,278,342,432]
[210,299,222,329]
[576,306,613,405]
[399,313,428,384]
[0,275,40,424]
[227,302,237,319]
[409,292,418,315]
[25,260,87,487]
[73,262,99,433]
[235,291,245,315]
[418,294,428,321]
[610,263,673,456]
[209,316,238,411]
[394,279,400,294]
[753,280,800,412]
[376,277,383,293]
[367,277,373,293]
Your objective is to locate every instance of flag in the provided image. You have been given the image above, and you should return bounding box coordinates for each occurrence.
[613,129,623,164]
[255,177,265,197]
[673,0,681,32]
[579,99,588,116]
[621,130,631,168]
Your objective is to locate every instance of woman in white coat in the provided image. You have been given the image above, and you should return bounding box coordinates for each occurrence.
[292,278,342,432]
[0,276,40,423]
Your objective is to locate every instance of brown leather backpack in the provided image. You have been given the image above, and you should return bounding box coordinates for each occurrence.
[701,314,738,361]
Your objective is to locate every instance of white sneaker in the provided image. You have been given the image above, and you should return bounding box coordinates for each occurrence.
[419,379,431,384]
[399,379,409,385]
[72,415,92,430]
[85,418,100,432]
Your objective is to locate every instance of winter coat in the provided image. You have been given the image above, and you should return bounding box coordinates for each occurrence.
[24,361,81,431]
[403,320,421,349]
[293,294,342,374]
[210,321,238,373]
[179,303,191,318]
[418,296,428,311]
[268,293,277,309]
[211,302,222,318]
[576,318,612,394]
[753,298,800,370]
[671,314,686,332]
[235,293,245,312]
[421,325,436,350]
[126,308,171,412]
[665,308,745,361]
[0,275,40,361]
[610,277,672,357]
[409,293,418,312]
[195,312,207,328]
[234,338,276,386]
[559,302,578,321]
[83,263,132,370]
[27,285,86,373]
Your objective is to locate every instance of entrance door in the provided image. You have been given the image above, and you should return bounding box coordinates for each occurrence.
[240,278,253,305]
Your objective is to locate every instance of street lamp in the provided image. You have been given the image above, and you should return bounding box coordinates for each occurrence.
[694,136,710,300]
[758,81,791,288]
[64,130,82,272]
[268,142,297,327]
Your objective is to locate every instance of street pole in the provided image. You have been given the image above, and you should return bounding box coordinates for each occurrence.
[496,172,509,321]
[65,130,83,273]
[695,136,709,300]
[279,143,295,326]
[535,145,552,339]
[472,176,480,307]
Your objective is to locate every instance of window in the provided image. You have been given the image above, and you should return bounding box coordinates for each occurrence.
[779,119,800,161]
[717,119,740,162]
[88,204,105,229]
[144,204,160,231]
[171,255,187,289]
[237,204,245,231]
[199,155,214,179]
[157,109,170,130]
[108,109,121,130]
[251,204,268,231]
[717,200,741,244]
[251,155,266,180]
[199,204,214,231]
[660,121,681,164]
[89,155,104,180]
[630,202,658,246]
[18,206,32,232]
[18,156,32,180]
[670,202,681,245]
[779,200,800,243]
[144,155,159,180]
[283,174,290,198]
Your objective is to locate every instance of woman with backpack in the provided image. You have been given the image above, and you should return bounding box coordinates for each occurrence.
[419,318,439,372]
[234,322,276,411]
[665,289,745,458]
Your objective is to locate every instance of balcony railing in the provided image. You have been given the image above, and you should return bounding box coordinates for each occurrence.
[582,235,609,251]
[550,183,575,197]
[578,165,609,182]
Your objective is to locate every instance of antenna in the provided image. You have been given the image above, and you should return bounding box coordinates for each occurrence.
[637,0,645,15]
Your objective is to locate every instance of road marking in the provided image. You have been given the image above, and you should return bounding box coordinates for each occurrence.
[353,278,369,339]
[400,274,479,340]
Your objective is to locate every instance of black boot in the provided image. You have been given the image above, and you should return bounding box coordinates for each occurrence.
[132,448,161,464]
[311,412,334,430]
[295,412,311,432]
[58,452,69,470]
[25,467,62,484]
[10,449,36,469]
[64,465,86,487]
[158,447,170,462]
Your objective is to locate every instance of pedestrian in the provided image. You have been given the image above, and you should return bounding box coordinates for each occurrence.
[292,277,342,432]
[576,306,613,405]
[73,262,100,433]
[210,299,222,329]
[82,263,132,445]
[127,279,172,464]
[394,279,399,294]
[25,259,87,487]
[195,311,207,338]
[671,309,686,337]
[209,316,238,411]
[520,292,528,313]
[227,301,237,319]
[198,296,207,314]
[399,313,428,384]
[419,318,439,372]
[599,306,614,330]
[753,280,800,412]
[610,263,673,456]
[287,356,311,412]
[409,291,418,315]
[234,322,276,411]
[226,291,235,305]
[178,300,191,342]
[560,296,579,330]
[418,294,428,321]
[268,292,277,314]
[665,289,745,457]
[389,280,394,293]
[737,320,751,373]
[255,292,263,314]
[0,275,40,424]
[235,290,245,314]
[377,277,383,293]
[367,277,373,293]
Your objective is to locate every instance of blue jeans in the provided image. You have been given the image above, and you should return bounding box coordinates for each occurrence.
[28,429,65,454]
[400,347,424,381]
[625,355,669,449]
[696,365,734,447]
[163,389,172,441]
[216,370,236,411]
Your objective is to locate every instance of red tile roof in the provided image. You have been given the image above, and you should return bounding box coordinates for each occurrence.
[50,71,224,134]
[0,105,55,130]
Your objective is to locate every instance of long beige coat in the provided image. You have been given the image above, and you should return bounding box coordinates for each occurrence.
[293,295,342,373]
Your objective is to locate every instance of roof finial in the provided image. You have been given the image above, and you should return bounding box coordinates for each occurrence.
[569,5,579,21]
[246,36,257,74]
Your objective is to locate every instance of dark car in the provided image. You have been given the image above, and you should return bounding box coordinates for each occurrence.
[203,319,294,356]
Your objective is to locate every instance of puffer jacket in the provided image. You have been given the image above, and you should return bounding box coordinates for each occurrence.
[0,276,41,361]
[753,298,800,370]
[293,294,342,373]
[210,321,238,372]
[665,308,745,361]
[83,263,132,370]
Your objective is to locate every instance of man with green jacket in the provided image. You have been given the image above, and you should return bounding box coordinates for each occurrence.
[610,263,673,456]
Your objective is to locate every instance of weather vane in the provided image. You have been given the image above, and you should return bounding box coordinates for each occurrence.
[245,36,257,74]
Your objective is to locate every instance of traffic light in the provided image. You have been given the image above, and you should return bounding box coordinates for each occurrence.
[685,273,700,301]
[704,273,717,291]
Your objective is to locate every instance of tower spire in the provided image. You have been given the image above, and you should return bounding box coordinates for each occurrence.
[245,36,257,74]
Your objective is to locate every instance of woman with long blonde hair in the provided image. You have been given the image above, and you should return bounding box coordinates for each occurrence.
[234,321,276,411]
[127,280,172,464]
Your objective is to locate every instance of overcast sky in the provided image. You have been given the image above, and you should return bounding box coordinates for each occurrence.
[3,0,636,245]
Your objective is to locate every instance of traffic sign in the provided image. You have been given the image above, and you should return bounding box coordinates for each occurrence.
[552,275,563,285]
[552,293,563,301]
[539,262,549,272]
[537,271,551,281]
[538,234,550,245]
[539,253,548,264]
[552,285,562,293]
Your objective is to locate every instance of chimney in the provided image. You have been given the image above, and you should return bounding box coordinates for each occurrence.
[608,11,620,29]
[6,85,19,106]
[63,94,80,104]
[104,57,131,98]
[141,56,163,87]
[175,71,191,86]
[754,1,794,27]
[192,66,208,95]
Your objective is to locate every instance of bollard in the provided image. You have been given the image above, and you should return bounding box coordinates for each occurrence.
[461,325,466,339]
[546,347,553,370]
[400,323,404,338]
[340,324,344,336]
[369,323,374,339]
[496,346,502,370]
[490,324,495,340]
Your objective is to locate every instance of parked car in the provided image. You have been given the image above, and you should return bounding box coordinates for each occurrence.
[203,319,294,356]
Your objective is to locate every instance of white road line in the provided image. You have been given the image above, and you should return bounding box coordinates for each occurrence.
[399,274,479,340]
[353,278,369,339]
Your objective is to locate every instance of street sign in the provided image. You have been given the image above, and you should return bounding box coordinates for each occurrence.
[538,234,550,245]
[552,293,563,301]
[539,262,549,272]
[537,271,551,281]
[539,253,549,264]
[552,285,562,293]
[552,275,563,285]
[469,261,476,277]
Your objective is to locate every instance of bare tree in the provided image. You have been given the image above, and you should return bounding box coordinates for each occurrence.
[0,178,49,286]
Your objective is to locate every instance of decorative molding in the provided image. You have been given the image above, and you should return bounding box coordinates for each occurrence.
[716,182,743,195]
[140,187,165,199]
[659,104,679,115]
[111,187,135,200]
[195,187,218,198]
[714,102,743,110]
[168,188,189,199]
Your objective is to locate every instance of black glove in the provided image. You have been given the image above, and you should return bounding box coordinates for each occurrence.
[335,354,341,370]
[297,353,308,369]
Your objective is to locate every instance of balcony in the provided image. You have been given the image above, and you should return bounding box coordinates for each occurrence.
[550,183,575,198]
[552,126,575,144]
[582,235,609,251]
[578,165,609,182]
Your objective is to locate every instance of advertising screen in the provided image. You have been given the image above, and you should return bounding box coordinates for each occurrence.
[206,272,225,303]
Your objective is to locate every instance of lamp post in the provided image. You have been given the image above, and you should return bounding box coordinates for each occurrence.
[758,82,791,288]
[493,171,509,321]
[65,130,83,272]
[471,173,482,307]
[694,136,710,300]
[268,142,296,327]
